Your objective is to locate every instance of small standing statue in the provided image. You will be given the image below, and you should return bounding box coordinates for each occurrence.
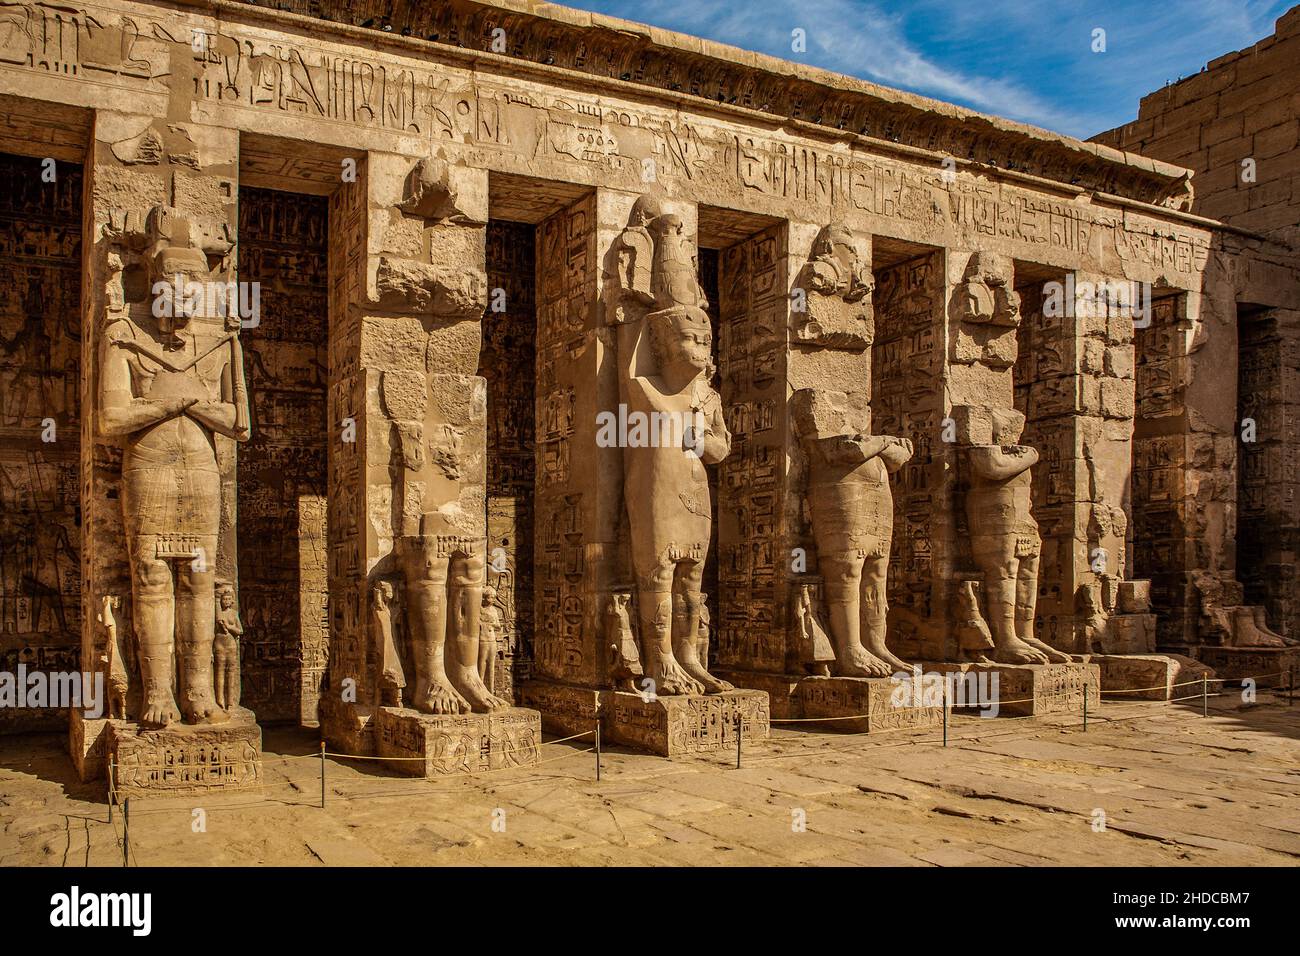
[98,206,250,727]
[477,584,503,694]
[213,582,243,711]
[965,408,1068,664]
[793,583,835,677]
[605,592,643,690]
[372,580,404,708]
[98,595,128,719]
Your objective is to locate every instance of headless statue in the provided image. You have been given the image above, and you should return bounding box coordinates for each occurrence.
[794,389,913,677]
[98,209,250,727]
[965,408,1068,664]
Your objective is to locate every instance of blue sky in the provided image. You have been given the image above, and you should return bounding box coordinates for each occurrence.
[560,0,1292,138]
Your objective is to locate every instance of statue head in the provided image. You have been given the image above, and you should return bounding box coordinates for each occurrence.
[648,305,713,378]
[808,224,873,302]
[372,579,395,609]
[217,582,236,610]
[628,193,666,228]
[483,584,498,606]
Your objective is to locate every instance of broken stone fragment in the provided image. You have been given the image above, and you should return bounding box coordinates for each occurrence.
[370,257,487,318]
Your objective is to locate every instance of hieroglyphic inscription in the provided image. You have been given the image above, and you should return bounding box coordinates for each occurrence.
[531,196,593,683]
[483,219,536,698]
[237,187,328,724]
[871,253,944,621]
[715,225,786,673]
[0,152,82,732]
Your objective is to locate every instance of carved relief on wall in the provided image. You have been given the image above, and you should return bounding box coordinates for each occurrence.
[0,153,82,732]
[237,187,328,724]
[482,219,536,700]
[792,224,874,350]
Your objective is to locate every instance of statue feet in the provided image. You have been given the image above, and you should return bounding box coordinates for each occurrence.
[677,655,733,694]
[141,689,181,729]
[181,693,229,725]
[833,644,894,678]
[648,654,704,696]
[992,637,1051,665]
[863,639,911,673]
[449,666,511,713]
[414,678,471,715]
[1020,635,1071,663]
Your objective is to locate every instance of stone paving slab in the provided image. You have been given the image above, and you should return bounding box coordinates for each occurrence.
[2,694,1297,866]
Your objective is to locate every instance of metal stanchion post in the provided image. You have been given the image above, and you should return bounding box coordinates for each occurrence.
[319,740,326,808]
[122,797,130,868]
[1202,673,1208,717]
[942,682,949,747]
[735,714,742,770]
[595,718,602,782]
[1290,666,1295,707]
[107,757,114,823]
[1083,683,1088,732]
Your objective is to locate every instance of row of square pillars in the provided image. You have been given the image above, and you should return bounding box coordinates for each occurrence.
[61,110,1213,743]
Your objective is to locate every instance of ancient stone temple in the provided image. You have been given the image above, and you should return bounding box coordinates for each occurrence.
[0,0,1296,785]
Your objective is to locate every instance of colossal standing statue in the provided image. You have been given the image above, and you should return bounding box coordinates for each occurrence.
[612,195,732,695]
[98,206,250,728]
[793,388,913,676]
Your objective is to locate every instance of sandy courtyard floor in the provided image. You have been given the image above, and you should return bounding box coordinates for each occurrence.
[2,693,1297,867]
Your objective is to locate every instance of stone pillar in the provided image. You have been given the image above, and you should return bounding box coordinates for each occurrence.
[527,189,613,691]
[1015,272,1145,654]
[319,152,491,755]
[714,219,796,679]
[871,248,955,660]
[74,111,247,784]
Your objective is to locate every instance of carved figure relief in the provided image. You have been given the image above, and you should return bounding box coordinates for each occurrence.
[98,205,250,728]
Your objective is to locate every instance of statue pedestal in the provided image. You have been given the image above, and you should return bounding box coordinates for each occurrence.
[1078,653,1214,701]
[795,675,947,733]
[68,709,112,783]
[920,661,1100,716]
[519,679,769,757]
[373,706,541,778]
[1170,644,1299,687]
[107,707,263,799]
[712,669,945,734]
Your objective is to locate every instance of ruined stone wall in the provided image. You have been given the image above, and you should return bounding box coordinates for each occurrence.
[0,152,82,732]
[1093,6,1300,237]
